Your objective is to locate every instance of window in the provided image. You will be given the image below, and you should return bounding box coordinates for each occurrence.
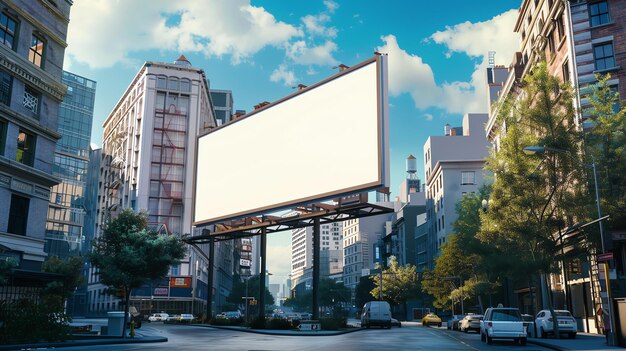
[16,129,35,166]
[7,194,29,236]
[28,34,45,68]
[0,70,11,106]
[461,171,475,185]
[23,86,40,114]
[593,42,615,71]
[0,119,6,156]
[589,1,610,27]
[0,13,16,49]
[562,60,570,82]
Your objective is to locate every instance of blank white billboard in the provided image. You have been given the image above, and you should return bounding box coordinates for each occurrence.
[194,56,389,225]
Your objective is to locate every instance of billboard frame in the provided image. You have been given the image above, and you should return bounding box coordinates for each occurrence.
[192,55,389,227]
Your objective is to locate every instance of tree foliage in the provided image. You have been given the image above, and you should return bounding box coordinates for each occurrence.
[41,256,85,309]
[355,275,376,309]
[89,209,186,336]
[479,62,588,279]
[227,274,275,307]
[584,73,626,230]
[371,256,420,310]
[283,278,350,313]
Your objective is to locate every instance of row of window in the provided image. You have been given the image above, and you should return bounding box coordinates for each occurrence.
[1,12,46,69]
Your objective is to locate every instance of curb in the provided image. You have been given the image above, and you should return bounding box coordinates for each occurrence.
[0,336,168,351]
[527,339,567,351]
[192,323,365,336]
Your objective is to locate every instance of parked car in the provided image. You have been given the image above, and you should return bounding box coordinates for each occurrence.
[422,313,442,327]
[391,318,401,327]
[361,301,392,328]
[222,311,244,323]
[459,314,482,333]
[178,314,195,323]
[148,313,170,322]
[480,307,527,345]
[299,313,312,320]
[521,314,534,337]
[448,314,464,330]
[535,310,577,339]
[167,314,181,322]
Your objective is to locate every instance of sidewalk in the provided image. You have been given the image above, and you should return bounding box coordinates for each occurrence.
[528,333,622,351]
[0,334,168,351]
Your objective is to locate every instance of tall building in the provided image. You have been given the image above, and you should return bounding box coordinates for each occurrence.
[423,113,491,268]
[0,0,71,287]
[209,89,233,126]
[291,221,343,292]
[88,56,221,317]
[45,71,96,259]
[342,208,396,289]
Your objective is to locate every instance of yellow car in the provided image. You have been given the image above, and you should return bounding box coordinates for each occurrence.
[422,313,442,327]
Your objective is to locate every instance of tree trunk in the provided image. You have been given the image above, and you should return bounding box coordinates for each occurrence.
[544,274,560,339]
[477,294,484,314]
[123,287,130,338]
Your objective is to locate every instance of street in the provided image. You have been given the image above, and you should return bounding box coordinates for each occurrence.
[49,322,552,351]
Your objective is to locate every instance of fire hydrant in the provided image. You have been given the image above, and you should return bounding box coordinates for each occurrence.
[130,320,135,338]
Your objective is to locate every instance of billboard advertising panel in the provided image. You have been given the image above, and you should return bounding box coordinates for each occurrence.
[194,55,389,225]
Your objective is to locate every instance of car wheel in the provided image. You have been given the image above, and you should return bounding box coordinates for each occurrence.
[438,323,442,327]
[520,338,527,346]
[464,327,468,333]
[486,335,493,345]
[540,327,546,339]
[569,333,576,339]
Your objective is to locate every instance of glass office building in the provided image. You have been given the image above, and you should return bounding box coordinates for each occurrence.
[45,71,96,258]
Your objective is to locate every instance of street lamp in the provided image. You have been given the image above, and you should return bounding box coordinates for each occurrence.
[524,145,614,344]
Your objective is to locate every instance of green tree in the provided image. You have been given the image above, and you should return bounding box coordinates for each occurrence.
[89,209,186,337]
[319,278,350,312]
[480,62,588,336]
[226,274,274,308]
[355,275,376,310]
[371,256,420,319]
[0,258,17,285]
[584,73,626,233]
[41,256,85,309]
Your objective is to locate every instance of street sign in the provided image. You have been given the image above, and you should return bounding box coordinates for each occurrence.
[598,252,614,262]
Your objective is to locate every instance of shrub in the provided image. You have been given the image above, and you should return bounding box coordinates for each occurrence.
[248,316,266,329]
[319,317,347,331]
[267,318,292,330]
[0,299,71,344]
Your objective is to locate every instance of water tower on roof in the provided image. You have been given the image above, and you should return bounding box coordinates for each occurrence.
[406,155,418,180]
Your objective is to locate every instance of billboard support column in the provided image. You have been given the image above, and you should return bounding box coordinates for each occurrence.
[259,227,267,322]
[206,234,215,321]
[312,218,320,320]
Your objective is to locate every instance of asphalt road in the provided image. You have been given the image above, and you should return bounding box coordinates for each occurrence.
[50,322,552,351]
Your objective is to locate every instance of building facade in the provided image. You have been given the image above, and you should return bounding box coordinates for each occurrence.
[0,0,71,285]
[291,221,343,292]
[88,56,222,317]
[423,113,491,268]
[45,71,96,259]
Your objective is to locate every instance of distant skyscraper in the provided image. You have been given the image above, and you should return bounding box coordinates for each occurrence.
[210,89,233,126]
[45,71,97,258]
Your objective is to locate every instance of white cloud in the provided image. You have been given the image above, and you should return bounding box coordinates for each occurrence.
[285,40,338,66]
[270,64,297,86]
[324,0,339,13]
[66,0,302,69]
[376,10,518,115]
[424,113,433,121]
[301,14,337,38]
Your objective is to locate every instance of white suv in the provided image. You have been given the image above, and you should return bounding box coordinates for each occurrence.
[480,307,527,346]
[535,310,577,339]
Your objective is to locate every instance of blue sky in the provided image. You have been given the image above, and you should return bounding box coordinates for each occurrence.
[65,0,520,284]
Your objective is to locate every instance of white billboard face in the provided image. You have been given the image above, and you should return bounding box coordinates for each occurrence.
[194,56,389,225]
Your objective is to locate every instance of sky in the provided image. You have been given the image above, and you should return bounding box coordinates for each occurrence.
[64,0,521,285]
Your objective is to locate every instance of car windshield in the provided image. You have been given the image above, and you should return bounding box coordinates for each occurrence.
[491,310,521,321]
[555,311,572,317]
[469,316,482,320]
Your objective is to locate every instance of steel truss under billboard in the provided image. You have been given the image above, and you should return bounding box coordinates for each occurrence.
[193,55,389,226]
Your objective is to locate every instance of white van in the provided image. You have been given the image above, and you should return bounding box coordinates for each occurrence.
[361,301,392,328]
